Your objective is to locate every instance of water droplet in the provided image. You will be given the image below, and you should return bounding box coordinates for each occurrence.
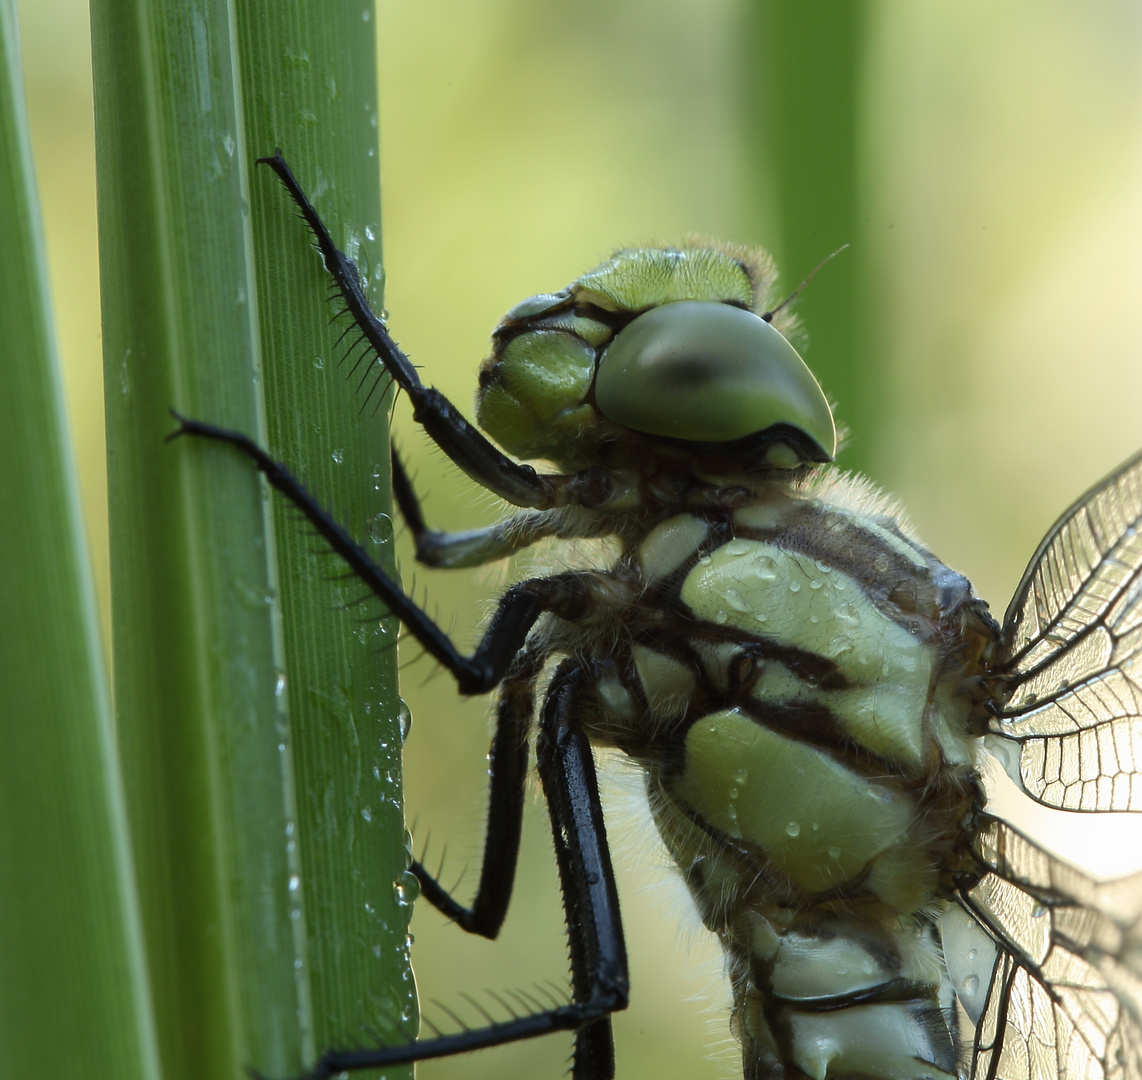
[715,609,728,624]
[698,554,712,566]
[828,846,841,859]
[753,557,777,583]
[835,603,859,626]
[361,806,372,822]
[398,699,413,742]
[401,1004,414,1022]
[313,355,325,370]
[733,768,749,784]
[368,512,393,545]
[331,448,344,464]
[1031,902,1046,918]
[809,615,819,624]
[288,873,300,892]
[809,578,823,590]
[274,671,287,697]
[785,821,800,837]
[364,225,376,241]
[788,580,801,593]
[724,588,749,612]
[753,612,768,623]
[393,870,420,908]
[962,974,979,996]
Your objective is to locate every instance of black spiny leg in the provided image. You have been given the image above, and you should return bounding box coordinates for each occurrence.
[257,151,554,510]
[171,421,629,1076]
[298,661,629,1080]
[169,414,601,696]
[535,661,630,1079]
[411,648,542,937]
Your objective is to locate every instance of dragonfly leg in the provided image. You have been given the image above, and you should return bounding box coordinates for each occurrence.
[536,660,629,1079]
[411,648,544,937]
[169,413,602,694]
[391,443,558,569]
[300,661,629,1080]
[257,151,554,510]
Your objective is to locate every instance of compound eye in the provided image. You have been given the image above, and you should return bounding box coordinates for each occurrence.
[594,300,835,462]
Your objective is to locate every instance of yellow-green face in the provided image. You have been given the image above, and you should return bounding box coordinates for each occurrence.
[475,243,836,469]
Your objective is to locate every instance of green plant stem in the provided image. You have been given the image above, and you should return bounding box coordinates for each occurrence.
[89,0,409,1076]
[741,1,876,476]
[0,2,157,1077]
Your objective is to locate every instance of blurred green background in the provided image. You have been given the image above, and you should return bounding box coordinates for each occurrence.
[15,1,1142,1078]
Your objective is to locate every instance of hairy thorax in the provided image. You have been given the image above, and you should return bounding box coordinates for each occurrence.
[549,475,998,1080]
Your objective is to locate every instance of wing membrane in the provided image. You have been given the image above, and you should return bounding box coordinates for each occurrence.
[965,819,1142,1080]
[993,450,1142,811]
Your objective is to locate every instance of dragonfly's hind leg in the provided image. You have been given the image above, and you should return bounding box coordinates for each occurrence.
[535,661,629,1079]
[304,660,628,1080]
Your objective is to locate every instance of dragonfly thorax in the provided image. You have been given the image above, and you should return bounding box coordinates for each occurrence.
[556,476,992,1080]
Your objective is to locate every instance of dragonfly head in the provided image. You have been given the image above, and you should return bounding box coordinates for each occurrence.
[476,242,836,474]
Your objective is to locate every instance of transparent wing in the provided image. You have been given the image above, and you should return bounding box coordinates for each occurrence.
[991,450,1142,811]
[963,818,1142,1080]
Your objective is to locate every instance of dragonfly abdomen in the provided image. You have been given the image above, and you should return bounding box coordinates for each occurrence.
[726,907,959,1080]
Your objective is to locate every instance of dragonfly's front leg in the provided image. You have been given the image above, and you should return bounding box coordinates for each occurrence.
[390,444,559,568]
[257,151,555,509]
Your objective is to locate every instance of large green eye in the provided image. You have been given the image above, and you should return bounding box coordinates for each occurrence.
[594,300,836,461]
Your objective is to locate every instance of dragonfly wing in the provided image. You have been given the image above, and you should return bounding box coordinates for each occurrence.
[963,819,1142,1080]
[992,450,1142,811]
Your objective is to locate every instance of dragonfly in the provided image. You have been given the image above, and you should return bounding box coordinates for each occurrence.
[173,152,1142,1080]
